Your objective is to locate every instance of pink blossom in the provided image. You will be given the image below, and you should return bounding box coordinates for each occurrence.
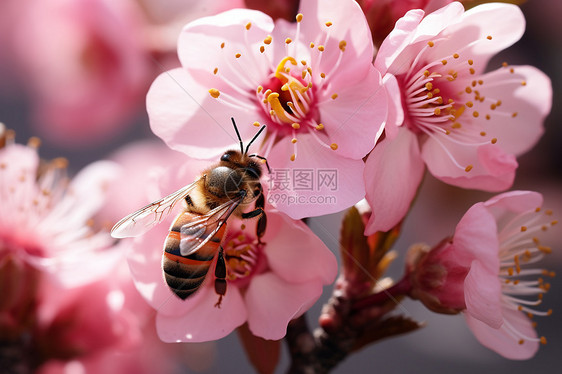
[147,0,390,218]
[0,126,120,287]
[0,126,191,372]
[13,0,151,147]
[407,190,556,359]
[364,2,552,233]
[126,153,338,342]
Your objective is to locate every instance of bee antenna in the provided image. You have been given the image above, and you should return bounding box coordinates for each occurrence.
[245,125,266,155]
[231,117,244,154]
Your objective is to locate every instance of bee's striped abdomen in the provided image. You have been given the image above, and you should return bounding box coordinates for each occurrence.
[162,211,226,300]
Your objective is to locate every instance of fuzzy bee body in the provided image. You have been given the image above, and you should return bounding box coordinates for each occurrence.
[111,119,269,306]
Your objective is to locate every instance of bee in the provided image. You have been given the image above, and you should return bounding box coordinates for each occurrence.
[111,118,269,306]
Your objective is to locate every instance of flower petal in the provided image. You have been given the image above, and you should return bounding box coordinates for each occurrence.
[364,128,425,234]
[299,0,375,87]
[464,260,502,328]
[483,190,543,215]
[266,135,365,219]
[469,65,551,156]
[245,272,323,340]
[453,203,499,270]
[422,136,517,191]
[156,286,247,342]
[263,211,337,284]
[147,68,261,159]
[464,307,539,360]
[318,65,388,159]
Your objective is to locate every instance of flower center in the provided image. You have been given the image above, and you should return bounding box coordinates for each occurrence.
[257,56,316,135]
[207,13,343,161]
[497,205,557,346]
[401,37,526,173]
[223,226,265,288]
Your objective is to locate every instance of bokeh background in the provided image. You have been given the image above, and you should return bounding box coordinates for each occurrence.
[1,0,560,373]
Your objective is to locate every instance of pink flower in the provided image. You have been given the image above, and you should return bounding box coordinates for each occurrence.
[0,126,120,287]
[13,0,151,147]
[126,153,338,342]
[364,2,552,233]
[147,0,390,218]
[407,190,556,359]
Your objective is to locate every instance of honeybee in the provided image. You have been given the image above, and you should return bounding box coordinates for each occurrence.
[111,118,269,306]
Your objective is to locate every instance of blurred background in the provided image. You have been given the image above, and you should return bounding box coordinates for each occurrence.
[0,0,560,373]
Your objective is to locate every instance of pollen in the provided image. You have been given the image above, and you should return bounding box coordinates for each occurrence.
[27,136,41,148]
[468,59,474,65]
[209,88,220,98]
[245,22,252,30]
[235,53,241,58]
[320,72,326,78]
[253,121,261,127]
[325,21,333,27]
[296,13,303,22]
[521,81,527,86]
[264,36,272,45]
[291,138,297,144]
[213,67,218,75]
[318,45,325,52]
[491,138,497,144]
[473,111,479,118]
[512,112,518,118]
[292,123,301,129]
[220,42,225,49]
[469,68,475,74]
[331,93,338,100]
[453,53,459,59]
[465,165,473,172]
[441,59,448,65]
[339,40,347,52]
[487,35,493,40]
[316,123,324,130]
[310,42,315,48]
[427,41,435,47]
[285,38,292,44]
[330,143,338,150]
[290,154,296,161]
[260,46,265,53]
[480,131,487,136]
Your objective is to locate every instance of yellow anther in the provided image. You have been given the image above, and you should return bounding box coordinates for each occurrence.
[469,68,475,74]
[331,94,338,100]
[285,38,292,44]
[453,53,459,58]
[292,123,301,129]
[339,40,347,52]
[441,59,448,65]
[310,42,315,48]
[260,46,265,53]
[473,111,479,118]
[425,82,433,91]
[318,45,325,52]
[320,72,326,78]
[465,165,473,172]
[209,88,220,98]
[325,21,332,27]
[512,112,518,118]
[480,131,486,136]
[27,137,41,148]
[291,138,297,144]
[290,154,296,161]
[487,35,493,40]
[466,101,473,108]
[491,138,497,144]
[316,123,324,130]
[245,22,252,30]
[253,122,260,127]
[235,53,241,58]
[330,143,338,150]
[427,41,434,47]
[468,59,473,65]
[296,13,303,22]
[264,35,272,45]
[220,42,225,48]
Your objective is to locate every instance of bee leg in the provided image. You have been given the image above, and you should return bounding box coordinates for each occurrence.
[214,246,227,308]
[241,193,267,243]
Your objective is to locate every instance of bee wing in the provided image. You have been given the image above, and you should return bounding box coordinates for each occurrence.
[111,182,199,238]
[179,195,244,257]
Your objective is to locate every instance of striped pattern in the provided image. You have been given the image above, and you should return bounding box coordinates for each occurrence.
[162,211,226,300]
